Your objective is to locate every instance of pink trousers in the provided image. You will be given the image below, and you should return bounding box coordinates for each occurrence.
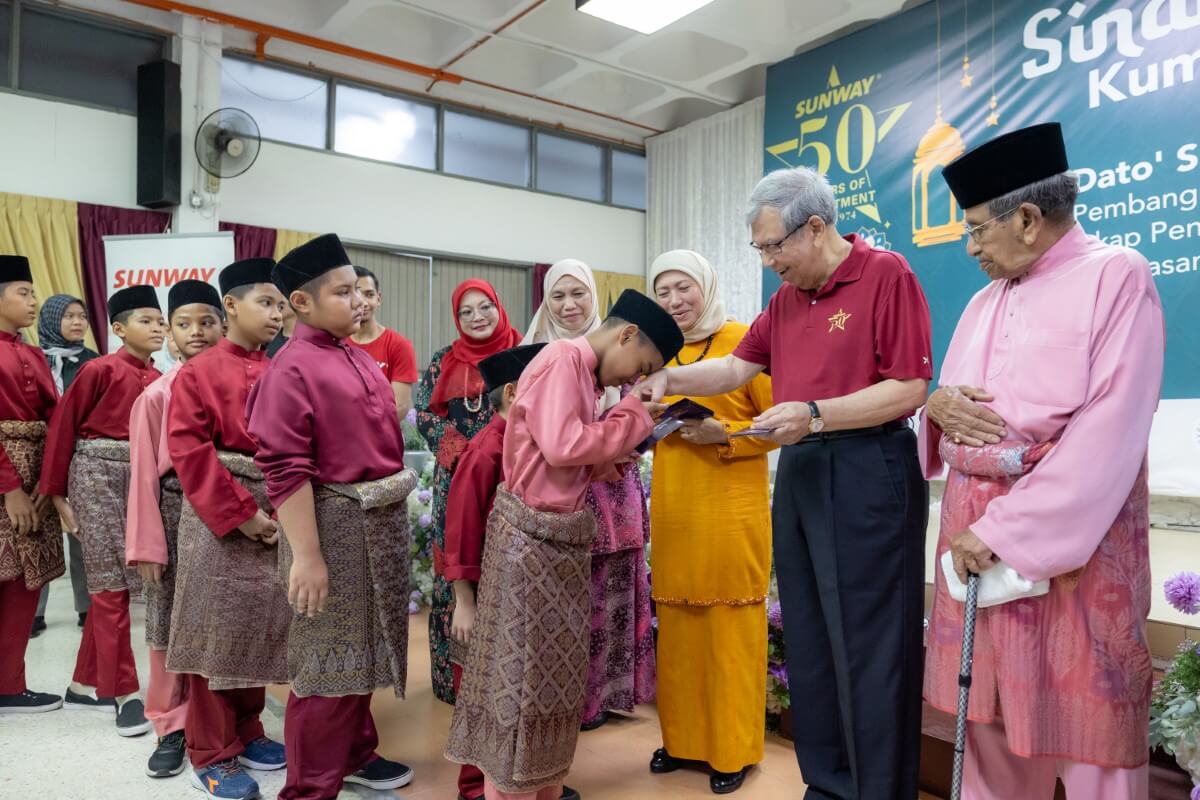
[965,721,1148,799]
[145,648,188,737]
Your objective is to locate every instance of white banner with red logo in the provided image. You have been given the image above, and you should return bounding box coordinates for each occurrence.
[101,232,234,367]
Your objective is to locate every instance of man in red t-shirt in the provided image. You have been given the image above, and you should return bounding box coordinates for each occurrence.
[640,167,933,799]
[349,267,419,420]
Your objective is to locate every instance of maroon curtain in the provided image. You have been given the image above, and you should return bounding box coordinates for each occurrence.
[77,203,171,352]
[531,263,552,309]
[219,221,277,261]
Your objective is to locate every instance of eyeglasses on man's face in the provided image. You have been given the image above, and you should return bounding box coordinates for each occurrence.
[963,207,1019,242]
[750,221,805,256]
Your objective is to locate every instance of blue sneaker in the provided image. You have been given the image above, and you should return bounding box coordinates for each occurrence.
[237,736,286,771]
[190,759,260,799]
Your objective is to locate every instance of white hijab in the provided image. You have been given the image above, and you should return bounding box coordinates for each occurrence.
[525,258,622,411]
[649,249,731,343]
[524,259,602,345]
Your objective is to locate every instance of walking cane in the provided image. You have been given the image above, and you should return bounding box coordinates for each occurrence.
[950,571,980,800]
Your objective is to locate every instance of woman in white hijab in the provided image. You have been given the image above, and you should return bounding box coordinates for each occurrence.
[525,257,658,733]
[646,249,775,795]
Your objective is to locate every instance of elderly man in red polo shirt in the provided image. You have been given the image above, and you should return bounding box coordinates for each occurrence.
[641,166,933,799]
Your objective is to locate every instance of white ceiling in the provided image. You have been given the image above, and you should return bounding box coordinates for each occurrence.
[75,0,916,146]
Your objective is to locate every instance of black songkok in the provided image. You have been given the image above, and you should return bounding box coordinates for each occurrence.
[608,289,684,363]
[219,258,276,296]
[942,122,1069,208]
[479,343,548,394]
[107,285,161,322]
[271,234,350,295]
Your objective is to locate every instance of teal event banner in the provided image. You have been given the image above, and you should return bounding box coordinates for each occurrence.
[763,0,1200,494]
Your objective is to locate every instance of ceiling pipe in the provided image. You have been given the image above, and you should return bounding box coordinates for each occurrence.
[118,0,662,135]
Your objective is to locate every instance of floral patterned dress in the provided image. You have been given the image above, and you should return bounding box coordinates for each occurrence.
[416,345,495,704]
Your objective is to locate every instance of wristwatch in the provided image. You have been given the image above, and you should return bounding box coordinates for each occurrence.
[806,401,824,434]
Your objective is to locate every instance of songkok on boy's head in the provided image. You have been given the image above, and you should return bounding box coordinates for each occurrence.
[0,255,33,284]
[108,285,161,322]
[168,280,221,318]
[220,258,276,296]
[942,122,1069,209]
[272,234,350,295]
[479,343,548,394]
[609,289,684,363]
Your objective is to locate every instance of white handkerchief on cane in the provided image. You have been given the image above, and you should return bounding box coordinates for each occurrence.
[939,551,1050,608]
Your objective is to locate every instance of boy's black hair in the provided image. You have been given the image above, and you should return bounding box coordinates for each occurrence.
[488,384,507,410]
[112,309,134,326]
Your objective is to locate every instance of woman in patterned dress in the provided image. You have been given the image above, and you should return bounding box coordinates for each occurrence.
[416,279,522,703]
[524,259,656,730]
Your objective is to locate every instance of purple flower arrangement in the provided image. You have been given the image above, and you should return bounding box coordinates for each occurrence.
[1165,572,1200,615]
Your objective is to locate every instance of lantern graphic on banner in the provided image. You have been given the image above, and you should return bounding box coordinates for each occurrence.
[911,114,965,247]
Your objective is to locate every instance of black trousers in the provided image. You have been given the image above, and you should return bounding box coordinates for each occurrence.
[772,426,927,800]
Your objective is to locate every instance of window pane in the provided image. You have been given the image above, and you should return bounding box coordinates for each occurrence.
[611,150,647,210]
[18,8,163,112]
[535,132,604,202]
[221,58,327,149]
[0,2,11,89]
[443,110,529,187]
[334,84,436,169]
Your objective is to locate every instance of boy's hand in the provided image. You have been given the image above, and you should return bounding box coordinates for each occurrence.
[52,496,78,536]
[451,599,476,644]
[137,562,165,585]
[4,488,37,535]
[289,555,329,617]
[641,400,667,418]
[239,510,279,543]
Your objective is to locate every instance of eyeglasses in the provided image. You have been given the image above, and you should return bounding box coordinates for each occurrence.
[750,222,805,256]
[963,207,1018,242]
[457,301,497,321]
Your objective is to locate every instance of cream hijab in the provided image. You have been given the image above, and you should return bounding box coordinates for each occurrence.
[649,249,731,343]
[524,259,602,344]
[525,258,622,411]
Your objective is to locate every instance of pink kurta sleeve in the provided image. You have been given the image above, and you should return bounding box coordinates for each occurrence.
[971,263,1164,582]
[522,356,653,468]
[126,383,169,565]
[246,362,318,508]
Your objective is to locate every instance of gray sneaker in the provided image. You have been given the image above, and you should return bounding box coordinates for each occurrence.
[116,698,153,737]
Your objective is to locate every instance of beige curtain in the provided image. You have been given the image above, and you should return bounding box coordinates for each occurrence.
[593,270,646,316]
[272,229,319,262]
[0,193,95,349]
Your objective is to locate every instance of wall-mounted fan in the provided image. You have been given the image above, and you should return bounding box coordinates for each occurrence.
[194,107,261,193]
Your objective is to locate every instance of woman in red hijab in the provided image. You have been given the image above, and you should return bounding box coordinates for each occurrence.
[415,279,521,705]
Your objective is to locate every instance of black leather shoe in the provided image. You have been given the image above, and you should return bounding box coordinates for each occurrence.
[30,616,46,638]
[710,766,750,794]
[649,748,680,774]
[560,786,581,800]
[580,710,608,731]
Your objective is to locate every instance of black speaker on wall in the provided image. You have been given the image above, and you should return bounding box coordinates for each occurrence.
[137,60,182,209]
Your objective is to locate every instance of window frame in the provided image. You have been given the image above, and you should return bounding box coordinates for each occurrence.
[2,0,168,115]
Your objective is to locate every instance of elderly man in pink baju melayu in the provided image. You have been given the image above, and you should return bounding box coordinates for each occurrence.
[919,122,1165,800]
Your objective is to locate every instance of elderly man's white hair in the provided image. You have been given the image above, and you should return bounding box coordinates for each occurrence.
[745,167,838,230]
[987,171,1079,225]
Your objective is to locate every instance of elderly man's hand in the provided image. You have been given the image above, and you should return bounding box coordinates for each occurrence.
[753,402,811,446]
[949,528,996,585]
[927,386,1007,447]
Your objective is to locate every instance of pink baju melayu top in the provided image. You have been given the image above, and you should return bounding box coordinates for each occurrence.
[503,338,653,514]
[125,367,179,566]
[919,224,1165,767]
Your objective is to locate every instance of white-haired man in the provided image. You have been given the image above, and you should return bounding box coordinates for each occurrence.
[641,166,933,799]
[921,122,1164,799]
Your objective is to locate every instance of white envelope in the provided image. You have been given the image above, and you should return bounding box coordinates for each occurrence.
[939,550,1050,609]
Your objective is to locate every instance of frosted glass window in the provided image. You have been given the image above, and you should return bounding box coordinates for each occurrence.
[536,133,604,202]
[334,84,436,169]
[221,58,327,149]
[18,7,164,112]
[0,2,11,88]
[443,110,529,187]
[611,149,647,210]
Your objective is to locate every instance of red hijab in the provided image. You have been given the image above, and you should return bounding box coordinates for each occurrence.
[429,279,522,416]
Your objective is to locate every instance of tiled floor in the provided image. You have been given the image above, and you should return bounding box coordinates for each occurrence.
[4,576,825,799]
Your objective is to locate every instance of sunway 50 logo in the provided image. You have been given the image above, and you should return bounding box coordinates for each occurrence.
[767,66,911,226]
[1022,1,1200,109]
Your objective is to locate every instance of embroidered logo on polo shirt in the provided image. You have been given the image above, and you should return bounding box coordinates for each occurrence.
[827,308,852,333]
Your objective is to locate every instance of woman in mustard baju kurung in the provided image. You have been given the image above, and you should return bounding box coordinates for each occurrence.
[648,251,775,791]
